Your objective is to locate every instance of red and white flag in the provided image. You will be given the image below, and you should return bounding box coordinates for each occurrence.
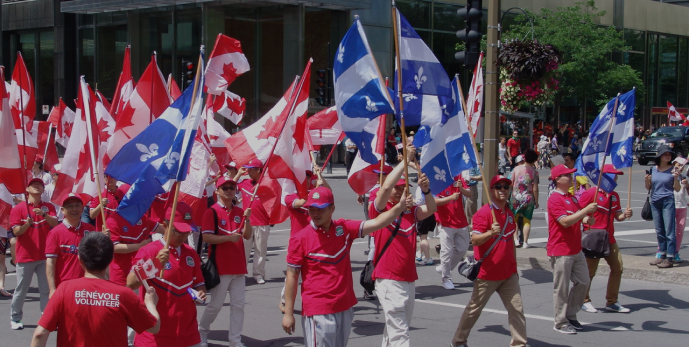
[0,184,13,230]
[668,101,685,123]
[47,98,76,147]
[16,120,40,170]
[10,52,36,132]
[225,61,312,224]
[167,74,182,102]
[105,54,170,166]
[307,106,344,149]
[179,138,216,226]
[466,52,484,137]
[200,99,233,166]
[212,90,245,125]
[0,66,25,194]
[347,114,387,195]
[110,45,135,121]
[134,256,162,289]
[205,34,250,95]
[96,90,111,111]
[36,122,60,173]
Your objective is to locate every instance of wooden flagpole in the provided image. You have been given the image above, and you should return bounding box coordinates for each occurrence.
[457,75,496,222]
[391,3,411,193]
[593,94,621,204]
[161,50,205,277]
[80,78,108,232]
[320,142,338,170]
[380,77,389,185]
[42,123,53,163]
[150,52,157,124]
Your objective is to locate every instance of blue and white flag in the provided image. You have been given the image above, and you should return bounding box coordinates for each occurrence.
[105,54,205,224]
[413,76,476,194]
[575,89,635,193]
[393,8,452,127]
[333,16,394,164]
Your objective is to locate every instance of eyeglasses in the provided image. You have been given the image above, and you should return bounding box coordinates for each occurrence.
[220,185,237,191]
[492,185,511,190]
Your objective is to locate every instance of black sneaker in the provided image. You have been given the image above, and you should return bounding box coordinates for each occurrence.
[568,319,583,330]
[363,290,377,300]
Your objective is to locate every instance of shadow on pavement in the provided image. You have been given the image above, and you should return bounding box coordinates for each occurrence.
[620,289,689,310]
[641,320,689,334]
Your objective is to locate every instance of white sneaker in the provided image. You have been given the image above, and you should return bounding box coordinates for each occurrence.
[415,251,422,261]
[10,320,23,330]
[522,242,530,249]
[581,302,598,313]
[424,258,434,265]
[442,280,455,290]
[435,265,442,274]
[256,277,266,284]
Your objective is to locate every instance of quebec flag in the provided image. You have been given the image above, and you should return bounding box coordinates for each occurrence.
[106,53,205,224]
[413,76,476,194]
[575,89,635,193]
[334,16,395,164]
[393,8,452,127]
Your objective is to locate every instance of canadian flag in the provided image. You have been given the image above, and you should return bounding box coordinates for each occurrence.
[466,52,484,137]
[225,60,312,224]
[96,90,112,111]
[0,66,25,194]
[36,122,60,173]
[47,98,76,147]
[205,34,250,95]
[212,90,245,125]
[200,98,233,166]
[307,106,344,149]
[52,77,114,206]
[110,45,135,121]
[347,113,387,195]
[0,184,13,230]
[178,138,216,225]
[16,120,40,170]
[105,54,170,166]
[10,52,36,132]
[668,101,685,122]
[167,74,182,102]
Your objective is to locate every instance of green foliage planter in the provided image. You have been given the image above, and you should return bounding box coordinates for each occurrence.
[497,40,562,114]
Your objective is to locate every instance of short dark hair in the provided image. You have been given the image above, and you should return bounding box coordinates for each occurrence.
[78,232,114,272]
[562,153,575,161]
[524,149,538,164]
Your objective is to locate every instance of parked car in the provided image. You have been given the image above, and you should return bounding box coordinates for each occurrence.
[637,126,689,165]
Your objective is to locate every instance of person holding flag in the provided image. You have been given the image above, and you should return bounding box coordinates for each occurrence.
[45,193,96,298]
[107,210,162,286]
[579,164,633,314]
[282,186,414,347]
[433,176,471,290]
[88,174,121,231]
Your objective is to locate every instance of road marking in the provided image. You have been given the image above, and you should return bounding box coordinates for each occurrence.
[415,298,630,331]
[528,229,658,244]
[615,238,659,245]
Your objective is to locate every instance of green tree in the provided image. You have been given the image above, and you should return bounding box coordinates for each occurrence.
[504,1,643,127]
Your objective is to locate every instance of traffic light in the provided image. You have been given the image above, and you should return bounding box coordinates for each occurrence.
[181,60,195,89]
[315,69,327,106]
[456,0,483,67]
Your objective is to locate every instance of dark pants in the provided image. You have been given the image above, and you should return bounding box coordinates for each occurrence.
[511,156,518,169]
[346,150,357,174]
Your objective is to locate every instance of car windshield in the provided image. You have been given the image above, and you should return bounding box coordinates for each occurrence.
[650,128,684,138]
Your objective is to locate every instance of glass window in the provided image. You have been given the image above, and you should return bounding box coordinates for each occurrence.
[624,29,645,52]
[224,8,257,131]
[176,7,202,75]
[259,12,284,119]
[39,31,54,119]
[139,11,174,80]
[648,34,657,107]
[433,2,461,33]
[305,9,333,106]
[96,25,127,100]
[396,0,431,29]
[679,38,688,106]
[79,28,95,84]
[18,33,36,79]
[659,35,677,106]
[432,31,465,79]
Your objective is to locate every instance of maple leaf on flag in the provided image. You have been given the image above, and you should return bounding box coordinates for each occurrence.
[257,115,281,140]
[221,62,239,89]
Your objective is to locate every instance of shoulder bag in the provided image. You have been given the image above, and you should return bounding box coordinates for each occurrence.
[360,215,402,293]
[197,208,221,290]
[457,219,508,281]
[582,194,611,259]
[641,167,653,221]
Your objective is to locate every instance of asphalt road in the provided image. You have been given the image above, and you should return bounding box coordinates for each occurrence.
[2,161,688,346]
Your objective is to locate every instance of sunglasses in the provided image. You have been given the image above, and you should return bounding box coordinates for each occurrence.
[492,185,511,190]
[220,185,237,191]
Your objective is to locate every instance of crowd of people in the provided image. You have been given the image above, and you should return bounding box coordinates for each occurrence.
[1,128,685,347]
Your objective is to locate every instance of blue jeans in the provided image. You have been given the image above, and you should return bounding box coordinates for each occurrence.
[651,196,677,257]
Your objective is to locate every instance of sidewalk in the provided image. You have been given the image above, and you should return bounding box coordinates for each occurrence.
[426,238,689,285]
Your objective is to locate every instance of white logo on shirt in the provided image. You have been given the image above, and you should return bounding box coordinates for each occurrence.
[74,290,121,307]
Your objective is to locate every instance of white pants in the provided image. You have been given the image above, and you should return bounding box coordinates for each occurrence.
[376,279,415,347]
[367,236,376,262]
[243,225,270,280]
[302,308,353,347]
[198,274,246,346]
[438,225,470,282]
[11,260,49,321]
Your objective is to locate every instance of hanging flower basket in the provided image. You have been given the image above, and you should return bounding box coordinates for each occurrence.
[497,40,562,114]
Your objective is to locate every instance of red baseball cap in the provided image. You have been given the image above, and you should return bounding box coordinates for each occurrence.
[489,175,512,187]
[602,164,624,175]
[395,178,407,186]
[243,159,263,169]
[165,201,195,233]
[27,177,44,187]
[61,193,84,206]
[550,164,577,179]
[50,164,61,175]
[216,176,237,189]
[303,187,334,208]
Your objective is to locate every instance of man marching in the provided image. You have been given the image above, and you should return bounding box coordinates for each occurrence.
[236,159,271,284]
[434,176,472,290]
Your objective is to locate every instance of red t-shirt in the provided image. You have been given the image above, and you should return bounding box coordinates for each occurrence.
[507,137,521,157]
[434,185,468,229]
[149,192,169,223]
[579,187,622,244]
[238,179,270,226]
[132,240,204,347]
[10,201,57,263]
[201,202,247,275]
[547,189,583,256]
[89,189,120,231]
[286,219,363,316]
[38,277,157,347]
[471,203,517,281]
[369,201,419,282]
[45,221,96,287]
[108,212,155,286]
[285,193,310,237]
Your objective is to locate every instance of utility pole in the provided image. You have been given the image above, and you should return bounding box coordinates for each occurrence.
[483,0,500,203]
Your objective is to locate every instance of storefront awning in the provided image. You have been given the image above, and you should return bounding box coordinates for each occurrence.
[61,0,371,14]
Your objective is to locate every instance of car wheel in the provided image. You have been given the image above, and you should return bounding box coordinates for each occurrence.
[638,158,648,165]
